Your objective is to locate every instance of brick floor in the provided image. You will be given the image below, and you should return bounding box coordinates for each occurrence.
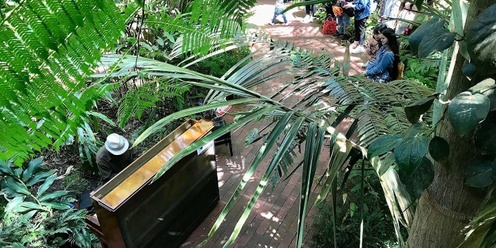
[181,1,365,247]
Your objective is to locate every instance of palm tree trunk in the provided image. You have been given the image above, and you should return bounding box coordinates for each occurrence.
[407,1,494,247]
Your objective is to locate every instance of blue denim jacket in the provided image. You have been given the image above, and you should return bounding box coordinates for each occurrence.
[365,45,394,82]
[353,0,371,20]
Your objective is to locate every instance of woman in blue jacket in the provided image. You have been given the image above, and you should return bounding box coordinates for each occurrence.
[365,28,399,82]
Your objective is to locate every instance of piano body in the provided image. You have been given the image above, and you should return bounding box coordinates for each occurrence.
[87,119,219,248]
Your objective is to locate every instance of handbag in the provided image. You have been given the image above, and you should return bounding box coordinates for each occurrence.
[322,15,337,35]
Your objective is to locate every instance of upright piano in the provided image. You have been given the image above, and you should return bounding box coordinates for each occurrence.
[87,119,219,248]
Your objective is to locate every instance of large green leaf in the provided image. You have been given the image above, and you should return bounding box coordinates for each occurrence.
[37,174,57,197]
[447,92,491,136]
[367,134,403,158]
[419,32,456,58]
[39,190,69,202]
[466,4,496,75]
[0,161,15,176]
[297,124,325,248]
[469,78,496,95]
[22,156,44,182]
[475,120,496,154]
[404,96,436,124]
[465,160,494,188]
[409,17,455,57]
[394,136,429,176]
[5,177,30,196]
[26,169,56,187]
[399,157,434,199]
[428,136,450,162]
[4,196,25,213]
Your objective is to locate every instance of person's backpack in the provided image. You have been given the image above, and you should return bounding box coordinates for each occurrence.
[322,15,337,35]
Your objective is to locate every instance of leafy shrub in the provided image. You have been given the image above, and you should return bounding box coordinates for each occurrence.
[0,157,99,247]
[191,47,252,78]
[402,54,440,89]
[62,169,92,196]
[311,168,398,248]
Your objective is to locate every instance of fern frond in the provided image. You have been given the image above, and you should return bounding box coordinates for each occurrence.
[0,0,131,164]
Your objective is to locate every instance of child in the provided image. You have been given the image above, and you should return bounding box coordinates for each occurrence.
[269,0,288,25]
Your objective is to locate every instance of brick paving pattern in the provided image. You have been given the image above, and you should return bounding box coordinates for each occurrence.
[182,1,365,247]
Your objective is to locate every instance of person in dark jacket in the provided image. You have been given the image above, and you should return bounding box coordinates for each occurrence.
[343,0,371,54]
[96,133,133,181]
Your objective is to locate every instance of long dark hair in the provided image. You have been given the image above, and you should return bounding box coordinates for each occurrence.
[381,28,400,80]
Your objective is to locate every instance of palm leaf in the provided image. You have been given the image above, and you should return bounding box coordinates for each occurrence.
[296,123,325,247]
[221,114,305,247]
[99,38,433,246]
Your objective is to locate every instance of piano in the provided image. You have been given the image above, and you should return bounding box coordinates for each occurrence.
[87,119,219,248]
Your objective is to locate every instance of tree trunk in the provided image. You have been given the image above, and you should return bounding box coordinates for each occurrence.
[407,1,495,247]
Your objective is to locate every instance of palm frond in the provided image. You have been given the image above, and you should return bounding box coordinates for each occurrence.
[98,38,433,246]
[146,0,257,57]
[0,0,131,164]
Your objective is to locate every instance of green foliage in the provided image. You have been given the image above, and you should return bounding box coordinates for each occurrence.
[312,169,398,248]
[466,4,496,75]
[117,80,190,129]
[0,157,98,247]
[428,136,449,162]
[191,47,252,78]
[447,91,490,136]
[408,17,455,58]
[62,169,91,196]
[402,55,440,89]
[0,0,130,164]
[464,160,496,188]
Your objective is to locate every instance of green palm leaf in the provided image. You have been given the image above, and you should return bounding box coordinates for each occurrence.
[220,114,305,247]
[297,123,325,247]
[100,37,433,247]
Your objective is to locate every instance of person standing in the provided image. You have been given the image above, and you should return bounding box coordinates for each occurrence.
[303,0,316,23]
[335,0,351,36]
[269,0,289,25]
[380,0,402,29]
[344,0,371,54]
[395,2,416,35]
[96,133,134,181]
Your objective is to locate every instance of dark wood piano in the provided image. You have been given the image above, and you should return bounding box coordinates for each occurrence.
[86,119,219,248]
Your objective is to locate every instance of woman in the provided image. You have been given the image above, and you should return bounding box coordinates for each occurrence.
[365,28,400,82]
[363,24,387,68]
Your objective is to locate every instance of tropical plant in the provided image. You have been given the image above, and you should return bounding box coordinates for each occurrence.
[0,157,98,247]
[0,0,256,164]
[99,37,432,247]
[312,167,398,248]
[2,0,496,248]
[101,1,496,248]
